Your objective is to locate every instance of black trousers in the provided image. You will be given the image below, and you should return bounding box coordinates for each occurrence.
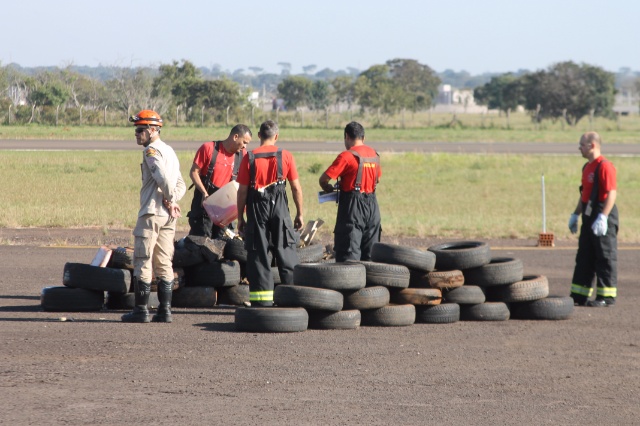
[334,191,381,263]
[187,188,227,239]
[245,186,299,307]
[571,204,618,302]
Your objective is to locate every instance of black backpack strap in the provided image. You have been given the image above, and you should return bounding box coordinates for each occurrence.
[248,148,284,189]
[231,150,243,181]
[350,150,380,193]
[201,141,221,190]
[588,161,606,208]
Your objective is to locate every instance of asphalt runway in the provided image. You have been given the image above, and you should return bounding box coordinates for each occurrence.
[2,139,640,155]
[1,238,639,425]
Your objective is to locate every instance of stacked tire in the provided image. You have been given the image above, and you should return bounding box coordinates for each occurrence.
[425,241,508,322]
[234,262,363,333]
[426,241,573,321]
[41,262,129,312]
[221,238,327,307]
[368,243,460,325]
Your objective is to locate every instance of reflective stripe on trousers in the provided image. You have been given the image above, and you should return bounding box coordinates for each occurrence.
[249,290,274,302]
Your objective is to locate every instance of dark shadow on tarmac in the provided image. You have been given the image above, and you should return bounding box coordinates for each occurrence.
[0,295,41,301]
[194,322,237,333]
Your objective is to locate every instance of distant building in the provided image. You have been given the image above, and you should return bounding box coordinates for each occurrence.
[248,91,260,107]
[614,88,639,115]
[435,85,488,113]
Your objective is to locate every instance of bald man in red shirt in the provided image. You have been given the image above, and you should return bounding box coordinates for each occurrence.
[187,124,252,239]
[319,122,382,262]
[569,131,618,307]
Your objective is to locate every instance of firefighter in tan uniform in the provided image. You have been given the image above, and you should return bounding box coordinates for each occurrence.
[122,110,186,323]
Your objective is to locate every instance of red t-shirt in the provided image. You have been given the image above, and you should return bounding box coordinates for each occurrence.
[581,156,616,203]
[192,141,247,188]
[236,145,298,189]
[324,145,382,193]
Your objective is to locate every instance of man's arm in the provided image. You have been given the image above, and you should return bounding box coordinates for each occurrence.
[167,173,186,218]
[290,178,304,231]
[236,183,249,235]
[572,197,582,215]
[601,189,616,217]
[190,162,209,200]
[174,173,186,202]
[319,172,334,193]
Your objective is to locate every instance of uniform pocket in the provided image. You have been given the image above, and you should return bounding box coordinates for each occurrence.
[281,215,299,248]
[133,228,153,259]
[334,223,356,255]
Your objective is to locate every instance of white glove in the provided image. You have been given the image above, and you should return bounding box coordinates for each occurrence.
[591,213,608,236]
[568,213,579,234]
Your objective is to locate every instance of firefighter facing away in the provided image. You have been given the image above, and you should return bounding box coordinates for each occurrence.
[319,121,382,262]
[236,120,304,307]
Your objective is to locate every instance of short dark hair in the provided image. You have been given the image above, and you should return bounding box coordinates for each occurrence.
[230,124,252,138]
[344,121,365,140]
[259,120,279,140]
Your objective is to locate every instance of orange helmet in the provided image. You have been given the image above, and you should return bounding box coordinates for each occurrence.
[129,110,163,127]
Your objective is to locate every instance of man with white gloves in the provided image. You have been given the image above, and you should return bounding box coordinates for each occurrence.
[569,132,618,307]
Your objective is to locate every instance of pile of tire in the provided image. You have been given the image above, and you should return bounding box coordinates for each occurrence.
[216,238,327,308]
[234,243,439,333]
[41,235,328,313]
[426,241,574,321]
[40,247,185,312]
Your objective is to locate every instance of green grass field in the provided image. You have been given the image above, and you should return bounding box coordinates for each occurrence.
[1,110,639,142]
[1,150,638,242]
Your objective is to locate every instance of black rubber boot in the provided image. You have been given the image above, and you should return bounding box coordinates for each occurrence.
[570,293,588,306]
[152,279,173,323]
[121,279,150,323]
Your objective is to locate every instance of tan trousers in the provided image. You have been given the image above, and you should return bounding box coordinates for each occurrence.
[133,214,176,283]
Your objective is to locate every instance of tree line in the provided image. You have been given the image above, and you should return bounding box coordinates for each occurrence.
[473,61,629,125]
[0,58,635,127]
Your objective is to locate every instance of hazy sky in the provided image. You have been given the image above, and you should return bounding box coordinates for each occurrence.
[3,0,638,74]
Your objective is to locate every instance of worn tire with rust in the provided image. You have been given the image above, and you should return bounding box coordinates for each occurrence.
[409,269,465,290]
[390,288,442,306]
[361,304,416,327]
